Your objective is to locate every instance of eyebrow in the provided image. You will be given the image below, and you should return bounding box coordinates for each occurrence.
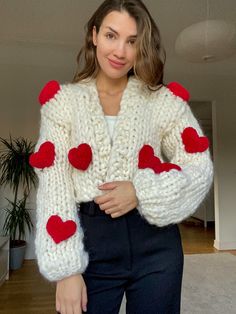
[105,26,137,38]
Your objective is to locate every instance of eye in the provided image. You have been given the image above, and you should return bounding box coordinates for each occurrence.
[105,33,115,40]
[128,39,136,45]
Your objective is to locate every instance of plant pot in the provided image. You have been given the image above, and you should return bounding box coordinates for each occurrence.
[10,240,26,270]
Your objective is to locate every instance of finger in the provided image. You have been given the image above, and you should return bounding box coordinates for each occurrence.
[65,304,73,314]
[74,302,82,314]
[81,285,88,313]
[60,305,66,314]
[111,210,124,218]
[98,182,118,190]
[99,201,115,211]
[94,194,113,205]
[71,303,81,314]
[56,299,61,313]
[105,206,120,215]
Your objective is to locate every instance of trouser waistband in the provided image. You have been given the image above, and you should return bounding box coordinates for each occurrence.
[78,201,104,216]
[78,201,139,217]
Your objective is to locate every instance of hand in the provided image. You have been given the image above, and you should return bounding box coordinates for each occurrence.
[56,274,87,314]
[94,181,138,218]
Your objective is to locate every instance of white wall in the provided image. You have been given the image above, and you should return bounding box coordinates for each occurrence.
[165,58,236,249]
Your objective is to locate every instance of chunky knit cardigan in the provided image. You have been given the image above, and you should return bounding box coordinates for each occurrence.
[30,76,213,281]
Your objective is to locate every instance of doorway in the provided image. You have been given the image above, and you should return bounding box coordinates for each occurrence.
[189,100,214,228]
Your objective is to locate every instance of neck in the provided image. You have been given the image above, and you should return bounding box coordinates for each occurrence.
[96,72,128,95]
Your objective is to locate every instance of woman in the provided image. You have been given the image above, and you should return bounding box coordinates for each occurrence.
[30,0,213,313]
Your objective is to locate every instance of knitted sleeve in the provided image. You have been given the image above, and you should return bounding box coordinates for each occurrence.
[133,83,213,227]
[30,81,89,281]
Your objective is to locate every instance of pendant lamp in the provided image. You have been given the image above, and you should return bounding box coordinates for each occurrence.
[175,0,236,63]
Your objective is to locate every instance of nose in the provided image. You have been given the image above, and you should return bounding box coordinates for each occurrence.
[113,40,126,59]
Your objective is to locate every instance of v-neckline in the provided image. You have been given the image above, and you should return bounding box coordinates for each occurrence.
[84,76,144,181]
[96,86,124,117]
[88,76,136,145]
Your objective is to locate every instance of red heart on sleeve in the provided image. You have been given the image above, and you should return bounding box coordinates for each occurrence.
[182,127,209,153]
[152,156,181,174]
[38,80,61,106]
[29,141,55,169]
[138,145,181,173]
[46,215,77,244]
[68,143,92,171]
[138,145,155,169]
[167,82,190,102]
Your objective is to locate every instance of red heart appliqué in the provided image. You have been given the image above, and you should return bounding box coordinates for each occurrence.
[138,145,154,169]
[152,156,181,174]
[68,143,92,171]
[29,141,55,169]
[181,127,209,153]
[138,145,181,173]
[46,215,77,244]
[167,82,190,102]
[38,80,61,106]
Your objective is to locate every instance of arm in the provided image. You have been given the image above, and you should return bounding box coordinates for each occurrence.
[31,81,89,281]
[133,85,213,227]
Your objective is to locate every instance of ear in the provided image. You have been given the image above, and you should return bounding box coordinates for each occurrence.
[92,26,97,46]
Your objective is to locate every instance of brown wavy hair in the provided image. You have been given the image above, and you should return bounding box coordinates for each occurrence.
[72,0,166,90]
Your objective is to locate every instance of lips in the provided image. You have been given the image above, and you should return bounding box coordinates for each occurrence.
[108,58,126,68]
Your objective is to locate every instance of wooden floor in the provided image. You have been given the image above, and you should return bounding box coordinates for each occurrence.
[0,221,235,314]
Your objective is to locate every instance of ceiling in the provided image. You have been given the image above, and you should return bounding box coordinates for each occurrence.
[0,0,236,79]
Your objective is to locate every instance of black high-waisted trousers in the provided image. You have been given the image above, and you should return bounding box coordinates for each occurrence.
[79,201,183,314]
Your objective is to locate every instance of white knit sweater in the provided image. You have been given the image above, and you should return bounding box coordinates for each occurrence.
[32,76,213,281]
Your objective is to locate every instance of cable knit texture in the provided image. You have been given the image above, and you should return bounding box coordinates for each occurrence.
[34,76,213,281]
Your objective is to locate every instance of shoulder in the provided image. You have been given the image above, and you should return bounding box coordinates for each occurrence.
[38,80,73,106]
[150,81,190,101]
[37,80,90,124]
[156,81,191,113]
[152,81,192,131]
[37,80,73,125]
[165,81,190,102]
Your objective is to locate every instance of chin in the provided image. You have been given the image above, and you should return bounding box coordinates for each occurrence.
[104,69,130,80]
[109,73,128,80]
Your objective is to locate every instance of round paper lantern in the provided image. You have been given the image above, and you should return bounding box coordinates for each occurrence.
[175,20,236,63]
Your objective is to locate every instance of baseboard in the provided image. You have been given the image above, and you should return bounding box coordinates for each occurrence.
[214,240,236,250]
[183,216,215,228]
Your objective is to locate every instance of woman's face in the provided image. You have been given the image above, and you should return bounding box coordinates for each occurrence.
[93,10,137,80]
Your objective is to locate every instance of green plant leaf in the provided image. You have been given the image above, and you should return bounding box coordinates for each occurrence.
[0,136,37,241]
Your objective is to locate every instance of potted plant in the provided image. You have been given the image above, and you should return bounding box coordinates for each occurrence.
[0,136,37,270]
